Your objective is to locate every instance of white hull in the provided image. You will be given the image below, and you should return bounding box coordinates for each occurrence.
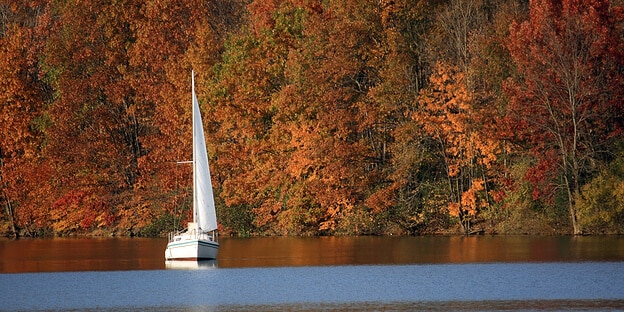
[165,238,219,260]
[165,223,219,260]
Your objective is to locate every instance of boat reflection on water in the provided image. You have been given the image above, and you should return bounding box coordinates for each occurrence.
[165,260,218,270]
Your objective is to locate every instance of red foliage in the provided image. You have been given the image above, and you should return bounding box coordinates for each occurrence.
[505,0,624,233]
[525,150,559,202]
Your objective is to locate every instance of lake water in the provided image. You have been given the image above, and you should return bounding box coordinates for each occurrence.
[1,236,624,311]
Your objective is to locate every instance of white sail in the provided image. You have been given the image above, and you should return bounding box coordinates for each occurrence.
[192,72,218,232]
[165,71,219,261]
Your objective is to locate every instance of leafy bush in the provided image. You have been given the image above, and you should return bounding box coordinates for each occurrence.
[576,158,624,234]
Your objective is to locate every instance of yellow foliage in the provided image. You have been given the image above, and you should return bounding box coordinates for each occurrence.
[576,165,624,233]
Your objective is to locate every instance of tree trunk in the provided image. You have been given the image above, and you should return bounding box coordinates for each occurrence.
[562,173,580,235]
[2,191,19,238]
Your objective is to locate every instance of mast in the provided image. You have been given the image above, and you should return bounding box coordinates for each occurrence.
[192,70,197,224]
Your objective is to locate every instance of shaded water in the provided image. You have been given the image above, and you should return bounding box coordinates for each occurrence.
[218,235,624,267]
[2,235,624,272]
[1,236,624,311]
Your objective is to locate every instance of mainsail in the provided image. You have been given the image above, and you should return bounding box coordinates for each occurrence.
[192,72,217,232]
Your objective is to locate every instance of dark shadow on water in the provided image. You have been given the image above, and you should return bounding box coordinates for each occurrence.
[78,300,624,312]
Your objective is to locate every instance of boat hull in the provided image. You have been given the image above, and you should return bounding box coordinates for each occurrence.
[165,239,219,260]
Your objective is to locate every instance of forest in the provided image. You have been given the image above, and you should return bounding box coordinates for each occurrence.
[1,0,623,237]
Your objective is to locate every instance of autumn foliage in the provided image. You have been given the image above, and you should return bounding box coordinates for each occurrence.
[1,0,623,237]
[416,62,499,233]
[505,0,624,234]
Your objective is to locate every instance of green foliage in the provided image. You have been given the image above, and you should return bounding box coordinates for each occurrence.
[218,203,256,237]
[385,184,448,235]
[333,206,376,236]
[576,156,624,234]
[30,113,53,134]
[273,5,305,39]
[138,213,176,237]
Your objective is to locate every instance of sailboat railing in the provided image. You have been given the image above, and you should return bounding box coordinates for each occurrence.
[167,229,218,243]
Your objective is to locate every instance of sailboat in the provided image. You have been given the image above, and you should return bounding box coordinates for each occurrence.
[165,71,219,261]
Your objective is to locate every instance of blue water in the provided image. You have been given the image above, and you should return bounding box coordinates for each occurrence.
[2,262,624,311]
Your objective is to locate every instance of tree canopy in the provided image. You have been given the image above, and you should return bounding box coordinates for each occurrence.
[1,0,623,237]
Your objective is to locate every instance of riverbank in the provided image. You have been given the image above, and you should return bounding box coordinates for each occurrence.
[3,202,622,238]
